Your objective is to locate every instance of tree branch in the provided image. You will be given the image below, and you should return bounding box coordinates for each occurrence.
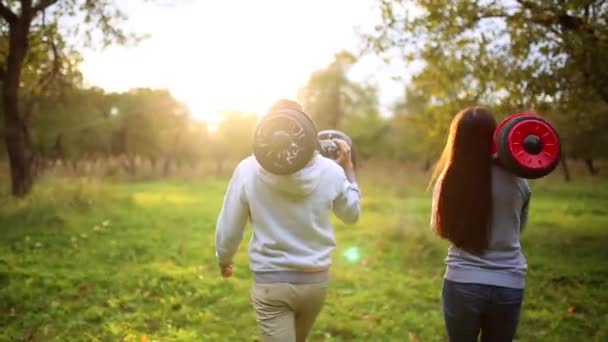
[0,1,18,23]
[474,13,509,21]
[23,10,63,124]
[33,0,58,13]
[36,32,62,95]
[514,0,538,11]
[22,0,33,13]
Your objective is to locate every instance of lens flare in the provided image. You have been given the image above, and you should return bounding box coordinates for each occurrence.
[343,247,361,264]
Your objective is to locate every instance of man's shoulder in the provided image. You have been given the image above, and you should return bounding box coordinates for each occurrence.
[232,155,257,177]
[314,154,344,178]
[236,155,257,168]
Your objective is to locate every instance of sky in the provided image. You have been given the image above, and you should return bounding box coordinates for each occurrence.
[80,0,413,126]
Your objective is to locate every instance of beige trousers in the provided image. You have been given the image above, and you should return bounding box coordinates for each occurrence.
[251,281,328,342]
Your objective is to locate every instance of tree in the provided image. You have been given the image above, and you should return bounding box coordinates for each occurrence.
[370,0,608,102]
[207,111,257,176]
[341,86,388,161]
[0,0,142,196]
[367,0,608,174]
[299,51,361,130]
[387,40,512,168]
[30,86,108,167]
[26,85,197,177]
[299,50,385,160]
[173,120,207,168]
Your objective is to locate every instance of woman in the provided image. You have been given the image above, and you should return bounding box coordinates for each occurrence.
[430,107,531,342]
[215,99,361,342]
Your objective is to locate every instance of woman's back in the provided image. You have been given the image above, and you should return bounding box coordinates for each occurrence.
[443,165,531,289]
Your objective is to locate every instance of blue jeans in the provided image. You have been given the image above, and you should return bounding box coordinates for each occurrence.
[442,279,524,342]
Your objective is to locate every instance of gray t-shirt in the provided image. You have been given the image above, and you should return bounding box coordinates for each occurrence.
[432,165,531,289]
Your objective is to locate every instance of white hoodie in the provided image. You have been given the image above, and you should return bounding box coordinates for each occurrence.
[215,153,361,282]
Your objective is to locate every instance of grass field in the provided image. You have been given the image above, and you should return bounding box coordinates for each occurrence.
[1,163,607,341]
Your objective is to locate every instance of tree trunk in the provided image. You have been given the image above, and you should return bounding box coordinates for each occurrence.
[422,158,431,172]
[583,158,599,176]
[162,132,181,178]
[162,156,172,177]
[52,134,65,159]
[71,159,78,173]
[31,151,45,177]
[2,18,33,196]
[128,155,137,177]
[560,157,571,182]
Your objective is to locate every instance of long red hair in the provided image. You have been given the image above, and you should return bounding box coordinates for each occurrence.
[430,107,497,254]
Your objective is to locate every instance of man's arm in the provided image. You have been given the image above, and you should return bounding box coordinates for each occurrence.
[332,139,361,224]
[333,174,361,223]
[215,165,249,269]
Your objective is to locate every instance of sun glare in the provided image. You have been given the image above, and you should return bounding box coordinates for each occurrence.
[80,0,386,128]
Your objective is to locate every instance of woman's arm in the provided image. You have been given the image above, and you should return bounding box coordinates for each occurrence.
[520,191,531,232]
[520,181,531,232]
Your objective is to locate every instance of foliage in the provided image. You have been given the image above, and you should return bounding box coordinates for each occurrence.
[107,88,190,161]
[299,51,359,130]
[0,0,151,196]
[216,111,258,161]
[299,51,388,160]
[367,0,608,160]
[32,86,107,159]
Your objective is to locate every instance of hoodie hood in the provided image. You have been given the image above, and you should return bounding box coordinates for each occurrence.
[255,153,324,196]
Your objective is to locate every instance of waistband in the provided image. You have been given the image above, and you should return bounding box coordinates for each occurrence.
[254,269,329,284]
[445,267,525,289]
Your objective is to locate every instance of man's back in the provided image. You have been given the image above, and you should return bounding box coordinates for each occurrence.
[216,153,360,281]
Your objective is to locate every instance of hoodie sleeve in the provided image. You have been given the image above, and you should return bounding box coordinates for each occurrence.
[332,171,361,224]
[215,163,249,266]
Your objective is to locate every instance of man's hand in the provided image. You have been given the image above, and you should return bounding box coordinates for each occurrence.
[334,139,353,171]
[220,264,234,278]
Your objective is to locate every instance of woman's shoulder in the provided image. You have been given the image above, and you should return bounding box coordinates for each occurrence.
[492,165,530,196]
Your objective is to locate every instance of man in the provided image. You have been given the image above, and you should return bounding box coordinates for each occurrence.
[215,99,361,341]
